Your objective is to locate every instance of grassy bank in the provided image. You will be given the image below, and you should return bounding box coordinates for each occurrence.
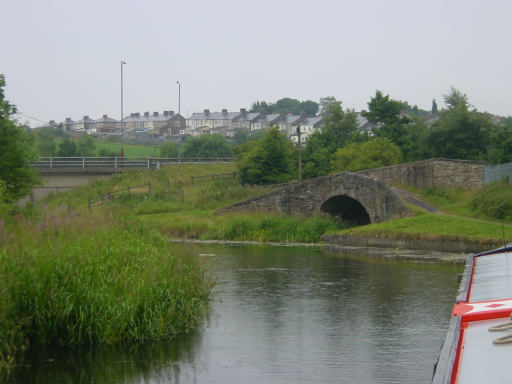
[0,208,212,371]
[327,183,512,245]
[37,164,512,246]
[326,211,512,244]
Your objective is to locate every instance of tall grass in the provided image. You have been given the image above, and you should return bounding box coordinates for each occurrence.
[208,215,344,243]
[0,208,212,370]
[470,182,512,220]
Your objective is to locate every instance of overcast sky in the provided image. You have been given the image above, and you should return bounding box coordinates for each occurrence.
[3,0,512,126]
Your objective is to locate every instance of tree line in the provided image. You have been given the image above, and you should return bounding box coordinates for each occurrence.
[237,88,512,184]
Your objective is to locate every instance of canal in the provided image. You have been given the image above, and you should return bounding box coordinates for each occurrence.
[5,244,461,384]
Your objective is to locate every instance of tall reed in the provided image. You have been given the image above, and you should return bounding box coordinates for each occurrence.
[0,208,212,369]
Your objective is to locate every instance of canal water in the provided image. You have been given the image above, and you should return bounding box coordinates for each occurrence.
[5,244,461,384]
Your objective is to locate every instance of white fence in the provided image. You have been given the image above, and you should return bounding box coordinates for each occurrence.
[33,157,234,169]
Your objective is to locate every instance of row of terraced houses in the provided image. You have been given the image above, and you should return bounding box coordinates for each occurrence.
[37,108,375,144]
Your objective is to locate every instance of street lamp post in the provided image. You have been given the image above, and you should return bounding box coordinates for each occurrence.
[297,125,302,181]
[121,60,126,157]
[176,81,181,115]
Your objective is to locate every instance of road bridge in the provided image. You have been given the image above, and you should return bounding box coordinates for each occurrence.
[24,157,233,203]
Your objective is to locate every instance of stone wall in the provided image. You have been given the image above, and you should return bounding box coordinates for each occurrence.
[216,172,410,223]
[357,158,485,190]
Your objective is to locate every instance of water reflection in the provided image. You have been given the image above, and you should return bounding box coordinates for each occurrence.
[4,244,461,384]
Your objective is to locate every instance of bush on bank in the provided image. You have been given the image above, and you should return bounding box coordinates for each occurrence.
[0,208,212,369]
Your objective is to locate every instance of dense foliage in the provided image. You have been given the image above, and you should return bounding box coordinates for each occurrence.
[159,142,179,158]
[0,75,40,202]
[331,138,402,172]
[181,133,232,158]
[236,127,296,185]
[302,103,362,178]
[250,97,319,117]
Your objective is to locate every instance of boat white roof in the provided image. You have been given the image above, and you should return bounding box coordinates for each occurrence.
[470,251,512,302]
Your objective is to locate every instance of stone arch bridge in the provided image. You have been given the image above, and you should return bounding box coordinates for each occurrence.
[216,172,410,224]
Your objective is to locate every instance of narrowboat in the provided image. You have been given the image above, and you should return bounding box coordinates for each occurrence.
[432,243,512,383]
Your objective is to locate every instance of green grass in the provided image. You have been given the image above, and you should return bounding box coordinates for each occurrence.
[328,211,512,243]
[0,210,212,370]
[92,138,160,157]
[54,137,161,157]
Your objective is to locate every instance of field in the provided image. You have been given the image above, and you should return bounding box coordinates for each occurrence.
[54,137,161,157]
[92,138,160,157]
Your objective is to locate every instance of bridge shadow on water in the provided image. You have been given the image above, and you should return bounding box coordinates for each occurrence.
[320,195,371,226]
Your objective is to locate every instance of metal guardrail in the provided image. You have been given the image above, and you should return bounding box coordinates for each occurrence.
[33,157,234,169]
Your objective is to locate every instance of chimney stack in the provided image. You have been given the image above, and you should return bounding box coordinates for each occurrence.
[49,120,56,125]
[83,115,90,121]
[204,109,210,115]
[240,108,247,114]
[169,111,174,116]
[153,112,159,117]
[103,114,108,119]
[222,109,228,115]
[144,112,150,117]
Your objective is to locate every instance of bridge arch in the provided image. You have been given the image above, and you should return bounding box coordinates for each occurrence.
[320,194,371,225]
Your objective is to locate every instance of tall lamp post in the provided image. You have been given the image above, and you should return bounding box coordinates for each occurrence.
[296,125,302,181]
[176,81,181,115]
[120,60,127,157]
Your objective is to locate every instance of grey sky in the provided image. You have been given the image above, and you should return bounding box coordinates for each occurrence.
[3,0,512,126]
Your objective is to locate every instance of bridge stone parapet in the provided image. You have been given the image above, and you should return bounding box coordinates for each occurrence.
[216,172,410,224]
[357,158,485,190]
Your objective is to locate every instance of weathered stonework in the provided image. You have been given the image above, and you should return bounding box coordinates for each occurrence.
[357,158,485,190]
[216,171,410,223]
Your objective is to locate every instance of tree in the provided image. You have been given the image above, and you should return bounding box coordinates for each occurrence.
[302,103,361,178]
[331,138,402,172]
[231,130,250,146]
[181,134,232,158]
[236,127,296,185]
[298,100,319,117]
[34,128,57,156]
[444,86,469,111]
[424,89,493,160]
[0,74,40,202]
[76,134,96,156]
[250,101,274,114]
[319,96,341,114]
[249,98,319,117]
[363,90,412,160]
[486,117,512,164]
[57,137,78,156]
[159,142,179,158]
[431,99,438,114]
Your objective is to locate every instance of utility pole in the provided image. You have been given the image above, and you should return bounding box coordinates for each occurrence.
[120,60,127,157]
[297,125,302,181]
[176,81,181,115]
